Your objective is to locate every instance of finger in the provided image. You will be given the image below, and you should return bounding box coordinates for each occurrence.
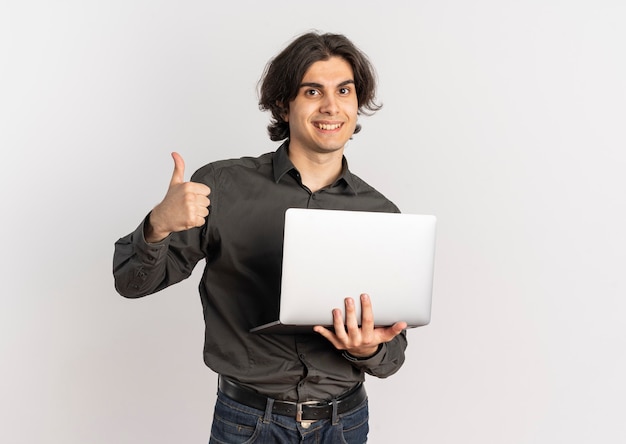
[313,325,338,346]
[356,294,375,343]
[195,194,210,208]
[359,293,374,331]
[331,308,348,339]
[391,321,408,333]
[344,297,361,336]
[196,205,210,219]
[187,182,211,196]
[170,151,186,186]
[376,322,408,342]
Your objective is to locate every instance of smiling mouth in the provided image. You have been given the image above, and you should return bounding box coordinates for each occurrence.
[315,123,342,130]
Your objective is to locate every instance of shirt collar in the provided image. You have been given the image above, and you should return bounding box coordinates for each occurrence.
[272,140,359,195]
[272,141,295,183]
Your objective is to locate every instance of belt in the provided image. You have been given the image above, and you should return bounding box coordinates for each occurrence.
[218,376,367,422]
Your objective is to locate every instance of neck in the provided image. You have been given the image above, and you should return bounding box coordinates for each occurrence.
[287,145,344,193]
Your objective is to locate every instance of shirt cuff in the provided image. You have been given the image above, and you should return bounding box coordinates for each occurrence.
[133,214,170,262]
[342,343,385,365]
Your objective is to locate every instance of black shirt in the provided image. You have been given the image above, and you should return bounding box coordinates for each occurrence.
[113,142,407,402]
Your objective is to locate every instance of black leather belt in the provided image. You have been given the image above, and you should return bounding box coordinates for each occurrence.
[218,376,367,422]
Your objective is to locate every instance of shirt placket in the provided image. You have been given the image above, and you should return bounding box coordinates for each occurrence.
[294,337,320,401]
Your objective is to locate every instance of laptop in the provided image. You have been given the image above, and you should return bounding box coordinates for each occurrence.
[250,208,437,334]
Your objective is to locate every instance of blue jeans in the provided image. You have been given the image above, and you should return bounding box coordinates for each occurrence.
[209,390,369,443]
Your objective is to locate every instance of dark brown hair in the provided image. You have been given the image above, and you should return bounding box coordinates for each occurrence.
[258,32,382,141]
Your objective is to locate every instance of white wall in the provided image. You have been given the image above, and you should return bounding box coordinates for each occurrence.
[2,1,625,442]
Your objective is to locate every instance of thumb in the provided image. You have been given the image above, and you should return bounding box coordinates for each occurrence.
[169,151,185,186]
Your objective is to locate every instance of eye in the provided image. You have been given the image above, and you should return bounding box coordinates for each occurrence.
[305,89,320,97]
[339,87,351,95]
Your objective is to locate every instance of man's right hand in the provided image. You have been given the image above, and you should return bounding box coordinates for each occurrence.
[145,152,211,243]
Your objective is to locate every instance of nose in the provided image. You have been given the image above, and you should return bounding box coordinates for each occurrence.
[319,94,339,115]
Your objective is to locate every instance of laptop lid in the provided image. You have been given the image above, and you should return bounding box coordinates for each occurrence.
[250,208,437,334]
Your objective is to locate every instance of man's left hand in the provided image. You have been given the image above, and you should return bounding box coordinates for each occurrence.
[313,293,407,358]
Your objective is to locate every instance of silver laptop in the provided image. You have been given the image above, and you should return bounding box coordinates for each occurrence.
[250,208,437,334]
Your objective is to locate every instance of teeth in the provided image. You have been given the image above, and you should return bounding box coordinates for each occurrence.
[317,123,341,130]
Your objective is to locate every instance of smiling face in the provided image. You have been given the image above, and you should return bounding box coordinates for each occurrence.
[284,56,359,156]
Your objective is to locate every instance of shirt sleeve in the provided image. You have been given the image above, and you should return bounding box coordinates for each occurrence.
[342,330,408,378]
[112,214,207,298]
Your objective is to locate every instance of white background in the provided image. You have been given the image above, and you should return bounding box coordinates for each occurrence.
[1,1,625,442]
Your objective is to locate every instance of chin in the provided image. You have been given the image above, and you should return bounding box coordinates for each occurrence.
[316,137,351,152]
[316,144,346,153]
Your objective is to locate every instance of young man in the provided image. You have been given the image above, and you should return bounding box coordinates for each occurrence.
[113,31,407,443]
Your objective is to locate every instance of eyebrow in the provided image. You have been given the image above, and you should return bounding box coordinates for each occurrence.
[299,79,355,89]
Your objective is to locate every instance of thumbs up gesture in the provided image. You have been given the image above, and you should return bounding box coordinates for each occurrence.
[145,152,211,243]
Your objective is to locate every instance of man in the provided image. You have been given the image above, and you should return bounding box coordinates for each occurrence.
[114,31,407,443]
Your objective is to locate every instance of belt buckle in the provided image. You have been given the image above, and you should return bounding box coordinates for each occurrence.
[296,400,321,424]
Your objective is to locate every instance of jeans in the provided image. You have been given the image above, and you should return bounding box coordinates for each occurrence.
[209,390,369,444]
